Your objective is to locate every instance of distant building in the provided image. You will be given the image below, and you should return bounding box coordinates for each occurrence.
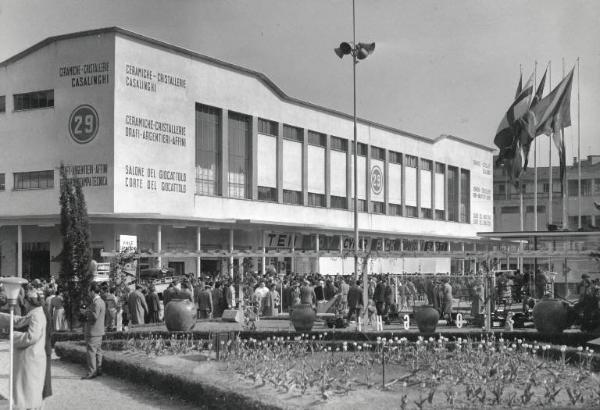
[493,154,600,232]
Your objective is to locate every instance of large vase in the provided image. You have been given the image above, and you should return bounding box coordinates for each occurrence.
[290,303,316,332]
[164,299,196,331]
[533,297,569,333]
[414,305,439,334]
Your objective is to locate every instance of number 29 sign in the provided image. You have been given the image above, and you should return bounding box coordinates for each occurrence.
[69,104,99,144]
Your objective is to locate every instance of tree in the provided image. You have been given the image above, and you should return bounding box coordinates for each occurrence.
[58,165,93,328]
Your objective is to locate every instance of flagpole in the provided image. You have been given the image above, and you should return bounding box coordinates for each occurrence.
[533,61,538,231]
[548,61,552,229]
[561,59,568,230]
[577,57,581,230]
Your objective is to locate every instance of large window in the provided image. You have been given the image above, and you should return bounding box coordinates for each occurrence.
[568,179,592,197]
[258,118,278,136]
[371,146,385,160]
[14,90,54,111]
[389,203,402,216]
[0,173,5,190]
[0,96,5,113]
[14,170,54,190]
[195,103,221,195]
[460,169,470,223]
[372,201,385,214]
[389,151,402,164]
[228,111,251,199]
[447,166,459,222]
[405,205,418,217]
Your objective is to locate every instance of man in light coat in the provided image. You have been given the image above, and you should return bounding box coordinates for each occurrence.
[0,286,48,409]
[127,285,148,325]
[82,283,106,379]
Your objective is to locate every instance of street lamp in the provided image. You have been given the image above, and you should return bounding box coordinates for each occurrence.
[0,276,28,410]
[334,0,375,325]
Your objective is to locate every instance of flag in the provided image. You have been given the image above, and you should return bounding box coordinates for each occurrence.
[517,68,548,170]
[494,73,534,187]
[531,69,547,107]
[515,73,523,99]
[531,67,574,183]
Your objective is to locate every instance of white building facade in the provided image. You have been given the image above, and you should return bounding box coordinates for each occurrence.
[0,28,494,280]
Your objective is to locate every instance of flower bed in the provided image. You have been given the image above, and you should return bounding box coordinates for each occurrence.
[57,334,600,409]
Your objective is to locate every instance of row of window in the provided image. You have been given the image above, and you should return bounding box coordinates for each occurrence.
[495,178,600,197]
[0,90,55,113]
[0,171,54,191]
[196,103,471,222]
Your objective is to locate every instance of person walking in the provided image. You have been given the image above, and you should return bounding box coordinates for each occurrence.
[103,287,118,331]
[441,278,453,323]
[0,286,48,409]
[128,285,148,325]
[82,283,106,379]
[373,277,386,318]
[211,282,224,318]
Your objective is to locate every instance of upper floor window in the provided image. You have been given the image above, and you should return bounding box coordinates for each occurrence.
[330,136,347,152]
[420,159,432,171]
[0,96,5,113]
[0,173,5,190]
[435,162,445,173]
[258,118,278,136]
[283,124,303,142]
[406,155,418,168]
[371,146,385,160]
[14,170,54,190]
[14,90,54,111]
[389,151,402,165]
[308,131,326,147]
[356,143,367,156]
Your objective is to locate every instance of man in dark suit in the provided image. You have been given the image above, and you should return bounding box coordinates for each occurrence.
[197,285,213,319]
[82,283,106,379]
[223,280,234,310]
[347,280,363,321]
[373,277,386,317]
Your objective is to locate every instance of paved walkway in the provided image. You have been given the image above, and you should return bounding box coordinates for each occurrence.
[0,340,203,410]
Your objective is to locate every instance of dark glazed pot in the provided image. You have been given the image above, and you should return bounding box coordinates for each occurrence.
[290,303,316,332]
[165,299,197,331]
[533,297,569,333]
[414,305,440,334]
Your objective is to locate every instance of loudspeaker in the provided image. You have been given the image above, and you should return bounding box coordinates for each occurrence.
[334,42,352,58]
[221,309,243,323]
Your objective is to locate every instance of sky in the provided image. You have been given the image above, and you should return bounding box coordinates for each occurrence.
[1,0,598,166]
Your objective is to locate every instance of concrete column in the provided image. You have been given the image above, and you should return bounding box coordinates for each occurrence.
[325,135,331,208]
[221,109,229,197]
[157,225,162,269]
[277,122,284,203]
[196,227,201,279]
[251,116,258,200]
[302,129,308,206]
[17,225,22,277]
[291,233,296,273]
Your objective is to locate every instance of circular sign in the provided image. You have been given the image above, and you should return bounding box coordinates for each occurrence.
[370,165,383,195]
[69,104,99,144]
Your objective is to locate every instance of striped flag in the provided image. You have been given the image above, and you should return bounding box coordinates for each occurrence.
[494,73,534,186]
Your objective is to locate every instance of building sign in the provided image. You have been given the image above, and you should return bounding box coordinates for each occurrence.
[61,163,108,187]
[471,159,493,229]
[69,104,99,144]
[371,238,402,252]
[59,62,110,87]
[124,115,187,147]
[123,165,187,193]
[119,235,137,252]
[125,64,187,93]
[371,165,383,195]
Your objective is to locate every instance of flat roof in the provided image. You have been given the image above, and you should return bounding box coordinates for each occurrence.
[0,26,494,153]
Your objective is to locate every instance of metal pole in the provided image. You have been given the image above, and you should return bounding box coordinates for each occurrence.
[352,0,359,281]
[534,61,538,231]
[577,58,581,230]
[548,61,553,228]
[9,305,14,410]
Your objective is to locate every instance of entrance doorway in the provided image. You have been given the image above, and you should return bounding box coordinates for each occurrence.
[20,242,50,281]
[200,259,220,276]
